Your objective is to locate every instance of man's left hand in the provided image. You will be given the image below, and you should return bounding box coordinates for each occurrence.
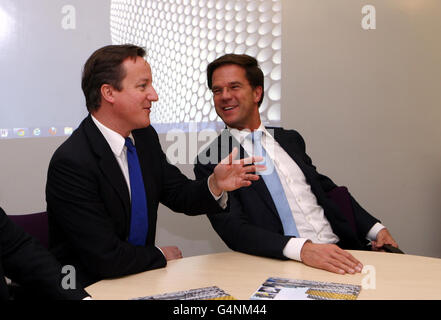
[371,228,399,251]
[209,147,265,196]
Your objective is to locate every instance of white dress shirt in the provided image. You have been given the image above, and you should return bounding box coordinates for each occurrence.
[228,124,385,262]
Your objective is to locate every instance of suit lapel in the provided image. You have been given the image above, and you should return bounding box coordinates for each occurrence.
[218,129,279,218]
[273,127,315,182]
[273,128,304,170]
[83,116,131,219]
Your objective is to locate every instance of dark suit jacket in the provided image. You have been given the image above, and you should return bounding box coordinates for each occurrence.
[194,128,380,260]
[0,207,88,300]
[46,115,222,286]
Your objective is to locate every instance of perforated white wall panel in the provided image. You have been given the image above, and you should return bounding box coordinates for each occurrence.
[110,0,281,125]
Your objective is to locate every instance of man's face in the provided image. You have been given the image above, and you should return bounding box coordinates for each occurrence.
[112,57,158,135]
[211,64,262,130]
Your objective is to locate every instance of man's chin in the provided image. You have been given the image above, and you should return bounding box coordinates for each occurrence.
[223,119,243,130]
[218,116,237,128]
[134,119,151,130]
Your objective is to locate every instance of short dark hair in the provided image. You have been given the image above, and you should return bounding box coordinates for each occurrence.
[81,44,146,112]
[207,54,264,107]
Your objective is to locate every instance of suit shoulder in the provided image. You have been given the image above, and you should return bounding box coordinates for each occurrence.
[272,126,303,138]
[49,124,95,169]
[135,124,159,137]
[275,127,306,148]
[133,125,161,145]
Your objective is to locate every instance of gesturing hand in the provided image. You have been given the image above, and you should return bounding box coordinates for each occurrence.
[209,147,265,196]
[300,242,363,275]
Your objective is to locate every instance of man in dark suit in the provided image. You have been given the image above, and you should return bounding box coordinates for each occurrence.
[194,54,399,275]
[46,45,262,287]
[0,206,89,300]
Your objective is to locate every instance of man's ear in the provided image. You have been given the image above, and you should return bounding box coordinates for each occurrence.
[253,86,263,104]
[101,84,115,104]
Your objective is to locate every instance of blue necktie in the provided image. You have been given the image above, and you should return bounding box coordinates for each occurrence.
[125,138,148,246]
[251,131,300,237]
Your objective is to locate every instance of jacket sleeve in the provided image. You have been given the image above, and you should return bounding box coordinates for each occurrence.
[0,208,89,300]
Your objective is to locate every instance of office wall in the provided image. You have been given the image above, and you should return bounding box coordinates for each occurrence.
[1,0,440,258]
[280,0,441,258]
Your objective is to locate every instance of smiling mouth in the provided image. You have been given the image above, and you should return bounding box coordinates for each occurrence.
[223,106,237,111]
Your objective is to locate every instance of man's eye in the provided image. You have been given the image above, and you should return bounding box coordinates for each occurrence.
[212,89,221,95]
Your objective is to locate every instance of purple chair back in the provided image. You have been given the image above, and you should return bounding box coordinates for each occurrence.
[8,212,49,249]
[326,186,357,234]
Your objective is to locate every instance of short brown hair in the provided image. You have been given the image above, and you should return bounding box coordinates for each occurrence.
[207,54,264,107]
[81,44,146,112]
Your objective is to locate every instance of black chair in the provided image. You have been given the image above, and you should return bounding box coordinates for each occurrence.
[8,212,49,249]
[327,186,404,254]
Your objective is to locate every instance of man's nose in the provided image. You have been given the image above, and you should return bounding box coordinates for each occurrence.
[148,87,159,102]
[220,87,232,99]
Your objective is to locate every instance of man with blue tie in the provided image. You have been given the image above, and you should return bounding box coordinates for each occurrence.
[194,54,399,274]
[46,45,263,287]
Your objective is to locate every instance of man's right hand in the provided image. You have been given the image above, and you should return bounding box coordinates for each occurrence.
[300,241,363,275]
[160,246,183,261]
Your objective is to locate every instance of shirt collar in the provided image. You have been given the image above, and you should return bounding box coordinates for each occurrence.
[91,115,134,157]
[227,123,272,144]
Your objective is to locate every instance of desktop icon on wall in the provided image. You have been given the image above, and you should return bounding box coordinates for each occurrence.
[13,128,27,137]
[0,129,8,138]
[49,127,57,136]
[33,128,42,137]
[64,127,73,135]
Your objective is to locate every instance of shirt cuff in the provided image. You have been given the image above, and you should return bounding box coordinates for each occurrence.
[207,175,228,209]
[156,246,165,258]
[366,222,386,241]
[283,237,310,262]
